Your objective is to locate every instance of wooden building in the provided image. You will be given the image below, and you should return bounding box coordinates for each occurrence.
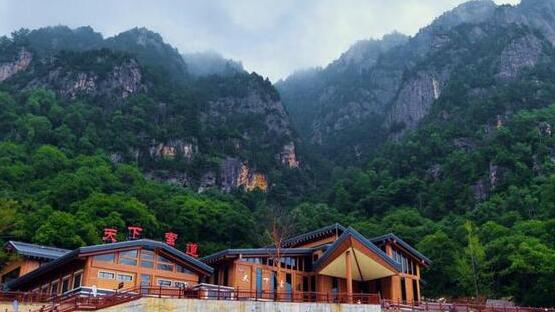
[1,224,430,304]
[202,224,431,303]
[2,239,212,296]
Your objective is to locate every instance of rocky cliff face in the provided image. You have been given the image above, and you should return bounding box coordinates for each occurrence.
[219,157,268,192]
[387,70,447,133]
[278,0,555,165]
[0,48,32,82]
[497,34,544,81]
[149,139,197,161]
[279,142,300,168]
[24,58,144,101]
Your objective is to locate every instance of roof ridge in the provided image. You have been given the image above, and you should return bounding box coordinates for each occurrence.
[313,226,402,272]
[8,240,71,252]
[281,223,346,247]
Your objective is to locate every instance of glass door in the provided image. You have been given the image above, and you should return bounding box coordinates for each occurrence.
[140,274,151,294]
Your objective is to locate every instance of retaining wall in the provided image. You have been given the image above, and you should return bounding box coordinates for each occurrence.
[98,297,382,312]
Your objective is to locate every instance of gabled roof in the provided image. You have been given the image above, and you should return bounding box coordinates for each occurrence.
[7,239,213,290]
[281,223,346,248]
[313,227,401,272]
[5,241,70,261]
[370,233,432,265]
[202,247,324,264]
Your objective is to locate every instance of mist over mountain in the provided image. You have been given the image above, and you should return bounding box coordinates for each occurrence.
[182,51,244,77]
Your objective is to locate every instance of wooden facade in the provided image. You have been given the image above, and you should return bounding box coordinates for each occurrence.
[203,225,430,303]
[2,224,430,304]
[2,240,212,296]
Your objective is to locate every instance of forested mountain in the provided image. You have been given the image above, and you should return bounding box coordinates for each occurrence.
[1,0,555,307]
[0,26,305,195]
[277,0,555,306]
[277,0,555,165]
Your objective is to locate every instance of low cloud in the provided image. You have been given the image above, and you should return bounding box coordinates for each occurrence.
[0,0,521,81]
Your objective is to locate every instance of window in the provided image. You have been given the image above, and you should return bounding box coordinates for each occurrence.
[223,268,229,286]
[120,250,138,258]
[94,253,115,262]
[140,274,151,286]
[117,274,133,282]
[73,272,82,289]
[401,278,407,301]
[141,260,154,268]
[50,281,59,295]
[98,271,115,280]
[141,250,155,261]
[157,279,172,287]
[158,263,174,271]
[176,264,193,274]
[119,249,138,266]
[174,281,188,288]
[119,258,138,266]
[158,255,172,263]
[61,277,70,293]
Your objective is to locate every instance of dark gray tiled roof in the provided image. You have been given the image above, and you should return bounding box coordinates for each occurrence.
[370,233,432,265]
[281,223,346,248]
[5,241,70,261]
[201,247,321,264]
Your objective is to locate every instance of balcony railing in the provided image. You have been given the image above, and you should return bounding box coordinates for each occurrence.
[135,285,381,305]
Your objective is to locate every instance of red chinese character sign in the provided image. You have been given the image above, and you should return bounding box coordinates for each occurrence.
[103,228,118,243]
[164,232,178,247]
[127,226,143,240]
[186,243,199,258]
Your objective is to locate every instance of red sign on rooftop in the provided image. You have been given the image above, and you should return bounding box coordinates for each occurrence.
[127,226,143,240]
[102,228,118,243]
[165,232,178,247]
[186,243,199,258]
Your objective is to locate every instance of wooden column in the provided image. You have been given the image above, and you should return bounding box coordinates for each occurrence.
[346,250,353,303]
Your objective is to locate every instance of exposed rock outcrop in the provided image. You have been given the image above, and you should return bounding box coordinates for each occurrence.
[279,142,300,168]
[198,171,216,192]
[388,71,447,133]
[472,179,490,201]
[0,49,32,82]
[149,139,197,161]
[26,58,144,101]
[220,157,268,192]
[207,90,292,139]
[497,34,543,80]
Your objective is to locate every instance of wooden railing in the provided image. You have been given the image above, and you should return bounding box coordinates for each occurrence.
[382,300,555,312]
[23,286,380,311]
[136,285,381,304]
[31,288,141,312]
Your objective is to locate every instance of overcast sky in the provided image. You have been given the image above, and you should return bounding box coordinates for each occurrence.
[0,0,520,81]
